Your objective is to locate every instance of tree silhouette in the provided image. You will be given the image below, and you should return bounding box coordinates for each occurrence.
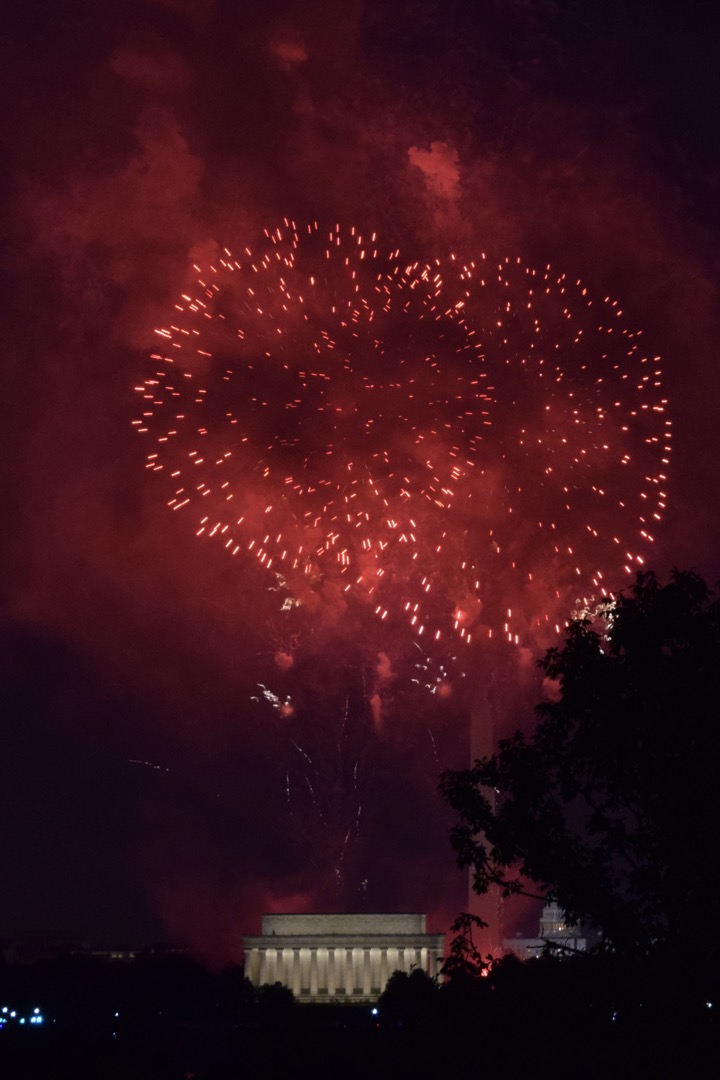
[377,967,437,1027]
[441,570,720,960]
[255,981,295,1027]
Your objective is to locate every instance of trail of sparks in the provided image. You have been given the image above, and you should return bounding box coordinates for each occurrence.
[136,221,670,651]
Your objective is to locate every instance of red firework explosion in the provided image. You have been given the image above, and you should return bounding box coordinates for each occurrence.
[135,221,670,653]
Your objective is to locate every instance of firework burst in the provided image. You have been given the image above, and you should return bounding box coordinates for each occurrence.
[136,221,670,656]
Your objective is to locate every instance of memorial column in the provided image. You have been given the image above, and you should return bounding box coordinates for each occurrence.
[379,947,389,992]
[291,949,301,996]
[362,949,371,996]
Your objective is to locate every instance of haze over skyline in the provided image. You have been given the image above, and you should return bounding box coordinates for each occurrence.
[1,0,718,963]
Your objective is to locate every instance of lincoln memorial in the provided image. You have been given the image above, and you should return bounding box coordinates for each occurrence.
[244,913,444,1002]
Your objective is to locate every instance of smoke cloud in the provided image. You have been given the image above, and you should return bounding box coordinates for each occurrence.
[1,0,719,956]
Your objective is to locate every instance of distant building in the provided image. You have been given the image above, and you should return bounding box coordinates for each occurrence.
[502,901,587,960]
[244,913,444,1003]
[0,938,83,965]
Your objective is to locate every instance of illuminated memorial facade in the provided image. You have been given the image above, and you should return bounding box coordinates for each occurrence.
[244,914,444,1002]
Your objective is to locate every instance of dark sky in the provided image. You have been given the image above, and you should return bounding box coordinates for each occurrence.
[1,0,719,963]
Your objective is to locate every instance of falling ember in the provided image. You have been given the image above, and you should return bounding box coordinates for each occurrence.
[137,223,669,650]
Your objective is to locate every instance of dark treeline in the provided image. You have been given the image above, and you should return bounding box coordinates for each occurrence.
[1,948,718,1078]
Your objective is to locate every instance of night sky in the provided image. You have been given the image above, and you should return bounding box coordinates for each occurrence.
[1,0,719,964]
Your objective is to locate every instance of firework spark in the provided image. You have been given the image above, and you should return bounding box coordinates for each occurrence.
[136,221,669,653]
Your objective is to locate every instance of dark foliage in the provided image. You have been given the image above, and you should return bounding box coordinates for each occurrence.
[440,911,490,980]
[1,945,718,1077]
[441,569,720,960]
[254,980,295,1027]
[376,967,437,1028]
